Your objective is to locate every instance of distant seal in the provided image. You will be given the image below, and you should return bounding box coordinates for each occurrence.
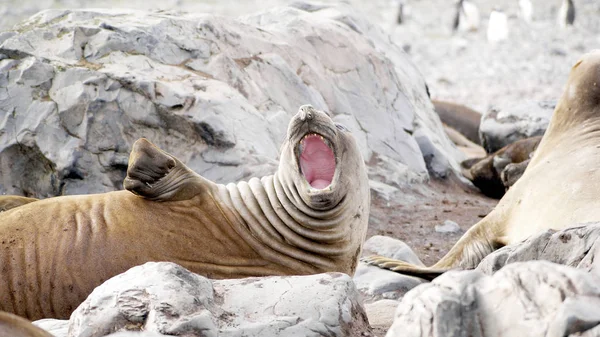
[432,100,482,144]
[0,105,369,320]
[464,135,542,198]
[0,311,52,337]
[443,124,486,160]
[0,196,38,212]
[365,51,600,279]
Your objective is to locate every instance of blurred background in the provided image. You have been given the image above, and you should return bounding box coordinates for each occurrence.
[2,0,600,112]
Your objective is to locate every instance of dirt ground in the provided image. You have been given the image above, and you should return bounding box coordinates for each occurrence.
[366,175,498,266]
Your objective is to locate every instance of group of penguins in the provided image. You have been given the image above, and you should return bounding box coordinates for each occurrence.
[396,0,576,41]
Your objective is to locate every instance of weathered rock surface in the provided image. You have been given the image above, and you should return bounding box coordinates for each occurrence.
[479,100,555,153]
[0,3,462,197]
[477,223,600,275]
[354,236,425,302]
[38,262,369,337]
[388,260,600,337]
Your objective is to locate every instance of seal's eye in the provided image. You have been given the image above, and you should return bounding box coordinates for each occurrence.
[335,123,349,132]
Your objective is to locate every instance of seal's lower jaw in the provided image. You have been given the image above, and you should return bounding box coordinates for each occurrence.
[297,133,336,190]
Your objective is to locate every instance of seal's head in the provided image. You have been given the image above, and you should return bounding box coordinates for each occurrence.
[550,50,600,133]
[279,105,366,211]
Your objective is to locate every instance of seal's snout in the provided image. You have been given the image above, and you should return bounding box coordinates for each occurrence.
[298,104,315,121]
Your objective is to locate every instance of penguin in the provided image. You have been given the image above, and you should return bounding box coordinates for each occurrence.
[487,8,509,42]
[518,0,533,23]
[453,0,480,32]
[558,0,575,28]
[396,1,405,25]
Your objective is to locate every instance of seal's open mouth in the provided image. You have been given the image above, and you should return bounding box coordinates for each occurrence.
[298,133,336,189]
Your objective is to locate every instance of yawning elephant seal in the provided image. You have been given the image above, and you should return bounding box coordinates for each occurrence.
[365,50,600,279]
[0,105,369,320]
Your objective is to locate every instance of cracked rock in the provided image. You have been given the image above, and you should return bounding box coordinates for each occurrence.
[388,260,600,337]
[0,3,462,197]
[36,262,370,337]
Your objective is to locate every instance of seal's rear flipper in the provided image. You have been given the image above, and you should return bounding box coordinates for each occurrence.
[0,196,39,212]
[123,138,208,202]
[362,255,448,281]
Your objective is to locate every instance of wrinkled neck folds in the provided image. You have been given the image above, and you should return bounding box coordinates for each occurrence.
[220,174,353,274]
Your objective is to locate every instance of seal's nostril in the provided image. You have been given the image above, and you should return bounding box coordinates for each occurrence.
[298,104,315,121]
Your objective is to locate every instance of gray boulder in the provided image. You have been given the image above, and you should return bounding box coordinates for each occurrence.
[41,261,369,337]
[387,260,600,337]
[354,236,425,302]
[479,100,555,153]
[0,3,462,197]
[478,223,600,275]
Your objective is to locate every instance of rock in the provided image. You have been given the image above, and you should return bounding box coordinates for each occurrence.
[434,220,461,233]
[354,236,425,302]
[479,100,555,153]
[63,262,369,337]
[387,260,600,337]
[363,235,424,266]
[32,319,68,337]
[477,223,600,275]
[353,263,425,300]
[363,299,400,329]
[0,3,463,197]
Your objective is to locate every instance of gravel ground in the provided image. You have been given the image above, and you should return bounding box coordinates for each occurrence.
[3,0,600,114]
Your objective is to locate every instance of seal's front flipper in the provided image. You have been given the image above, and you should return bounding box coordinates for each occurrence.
[0,196,39,212]
[123,138,208,202]
[362,255,448,281]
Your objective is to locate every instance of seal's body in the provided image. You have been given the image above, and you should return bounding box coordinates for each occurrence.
[0,311,52,337]
[0,105,370,320]
[365,51,600,279]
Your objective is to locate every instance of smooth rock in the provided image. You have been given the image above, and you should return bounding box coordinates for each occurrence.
[65,262,370,337]
[354,236,425,301]
[0,3,463,197]
[479,100,555,153]
[33,319,69,337]
[363,235,424,266]
[353,263,425,300]
[363,299,400,329]
[434,220,461,234]
[388,260,600,337]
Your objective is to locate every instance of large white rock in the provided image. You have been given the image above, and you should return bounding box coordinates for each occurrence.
[43,262,369,337]
[0,3,462,197]
[387,261,600,337]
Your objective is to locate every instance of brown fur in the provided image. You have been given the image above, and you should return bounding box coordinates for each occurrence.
[433,100,482,144]
[0,311,51,337]
[0,196,38,212]
[467,136,542,198]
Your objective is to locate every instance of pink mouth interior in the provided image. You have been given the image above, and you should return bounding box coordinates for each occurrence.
[299,135,336,189]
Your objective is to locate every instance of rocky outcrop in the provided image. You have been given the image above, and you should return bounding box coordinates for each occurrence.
[387,260,600,337]
[0,3,462,197]
[477,223,600,275]
[479,100,555,153]
[384,223,600,337]
[35,262,370,337]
